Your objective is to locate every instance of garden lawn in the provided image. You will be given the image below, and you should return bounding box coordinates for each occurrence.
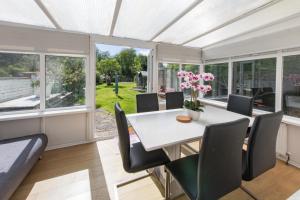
[96,82,142,114]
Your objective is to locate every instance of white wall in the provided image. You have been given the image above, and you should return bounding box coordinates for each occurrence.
[0,114,88,150]
[287,125,300,167]
[157,43,202,64]
[45,114,88,149]
[0,25,90,54]
[0,118,41,140]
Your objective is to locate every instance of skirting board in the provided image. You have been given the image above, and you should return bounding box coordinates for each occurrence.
[277,153,300,169]
[45,140,90,151]
[44,137,104,151]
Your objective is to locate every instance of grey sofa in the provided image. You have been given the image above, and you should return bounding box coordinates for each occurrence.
[0,133,48,200]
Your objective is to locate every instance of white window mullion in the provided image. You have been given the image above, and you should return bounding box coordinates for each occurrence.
[39,53,46,134]
[40,53,46,111]
[275,51,283,112]
[228,59,233,96]
[179,63,183,91]
[199,63,204,98]
[85,55,91,109]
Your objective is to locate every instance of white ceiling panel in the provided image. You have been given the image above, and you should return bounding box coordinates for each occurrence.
[154,0,273,44]
[113,0,195,40]
[41,0,116,35]
[0,0,55,28]
[185,0,300,48]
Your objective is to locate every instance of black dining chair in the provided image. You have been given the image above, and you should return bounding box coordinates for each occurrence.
[166,92,184,110]
[165,118,250,200]
[227,94,254,117]
[241,111,283,200]
[136,93,159,113]
[114,103,170,186]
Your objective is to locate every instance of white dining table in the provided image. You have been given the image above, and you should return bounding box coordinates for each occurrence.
[126,105,254,198]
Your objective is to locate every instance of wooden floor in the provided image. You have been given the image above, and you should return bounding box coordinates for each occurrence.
[12,139,300,200]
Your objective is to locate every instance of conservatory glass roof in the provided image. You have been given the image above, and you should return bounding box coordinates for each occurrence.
[0,0,299,48]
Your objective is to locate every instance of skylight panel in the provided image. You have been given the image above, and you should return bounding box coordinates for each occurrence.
[41,0,116,35]
[185,0,300,48]
[113,0,195,41]
[0,0,55,28]
[154,0,273,44]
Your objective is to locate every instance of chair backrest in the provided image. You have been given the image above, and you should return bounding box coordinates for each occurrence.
[136,93,159,113]
[114,103,131,172]
[166,92,184,110]
[197,118,249,200]
[243,111,283,181]
[227,94,254,116]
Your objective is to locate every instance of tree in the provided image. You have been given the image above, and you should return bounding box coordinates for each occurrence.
[98,58,121,85]
[96,50,111,84]
[116,48,137,81]
[134,57,142,72]
[96,49,110,62]
[136,54,148,71]
[61,57,85,103]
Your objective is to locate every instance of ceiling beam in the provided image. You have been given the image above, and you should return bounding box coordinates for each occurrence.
[181,0,283,46]
[150,0,204,41]
[109,0,122,36]
[34,0,61,29]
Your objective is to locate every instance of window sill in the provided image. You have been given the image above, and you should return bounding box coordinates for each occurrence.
[0,107,92,122]
[199,98,300,127]
[282,115,300,127]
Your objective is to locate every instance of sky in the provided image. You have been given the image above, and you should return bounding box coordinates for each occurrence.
[96,44,151,57]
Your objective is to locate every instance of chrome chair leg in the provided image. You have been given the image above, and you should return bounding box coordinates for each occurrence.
[165,169,170,200]
[116,174,150,188]
[240,185,259,200]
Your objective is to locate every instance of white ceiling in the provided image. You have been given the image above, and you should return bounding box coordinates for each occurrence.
[0,0,300,48]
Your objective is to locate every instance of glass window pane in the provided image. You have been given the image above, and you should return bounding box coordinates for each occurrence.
[41,0,116,35]
[0,53,40,112]
[155,0,272,44]
[114,0,195,40]
[158,63,180,100]
[204,63,228,102]
[46,55,86,108]
[182,64,200,97]
[232,58,276,112]
[283,55,300,118]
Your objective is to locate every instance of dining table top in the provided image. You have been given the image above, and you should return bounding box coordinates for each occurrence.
[126,105,254,151]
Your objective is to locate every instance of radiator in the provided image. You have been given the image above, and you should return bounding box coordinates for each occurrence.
[276,123,288,157]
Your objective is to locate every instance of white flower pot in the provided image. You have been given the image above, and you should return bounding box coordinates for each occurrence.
[186,109,201,121]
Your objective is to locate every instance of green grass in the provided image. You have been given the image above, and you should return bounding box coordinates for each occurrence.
[95,82,142,114]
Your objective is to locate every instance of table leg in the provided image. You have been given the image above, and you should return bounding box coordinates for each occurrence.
[154,144,183,199]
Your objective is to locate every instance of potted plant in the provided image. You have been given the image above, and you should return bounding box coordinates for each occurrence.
[177,71,214,120]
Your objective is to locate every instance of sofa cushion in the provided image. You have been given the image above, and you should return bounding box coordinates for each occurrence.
[0,134,48,200]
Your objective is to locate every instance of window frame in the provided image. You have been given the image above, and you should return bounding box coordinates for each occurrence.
[281,51,300,119]
[0,50,90,117]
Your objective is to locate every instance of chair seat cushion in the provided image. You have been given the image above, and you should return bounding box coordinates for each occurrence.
[0,134,48,200]
[129,142,170,173]
[165,154,198,200]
